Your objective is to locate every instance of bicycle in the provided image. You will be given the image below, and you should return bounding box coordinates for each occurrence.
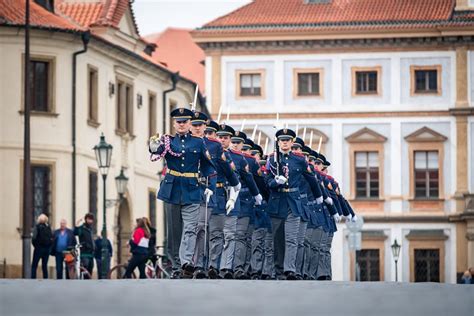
[63,243,91,280]
[108,246,172,279]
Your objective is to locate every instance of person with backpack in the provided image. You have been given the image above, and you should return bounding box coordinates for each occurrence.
[31,214,53,279]
[74,213,96,277]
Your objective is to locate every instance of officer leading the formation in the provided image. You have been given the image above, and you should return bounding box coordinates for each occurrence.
[149,108,216,278]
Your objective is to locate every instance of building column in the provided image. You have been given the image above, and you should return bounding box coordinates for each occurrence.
[210,53,221,117]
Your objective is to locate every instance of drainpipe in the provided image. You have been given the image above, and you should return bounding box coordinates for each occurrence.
[162,72,180,135]
[72,31,91,225]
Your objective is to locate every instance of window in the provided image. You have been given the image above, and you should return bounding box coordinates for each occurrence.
[297,72,320,96]
[236,70,265,98]
[414,249,440,282]
[148,190,157,228]
[414,151,439,199]
[116,79,134,135]
[148,92,157,138]
[28,59,53,112]
[89,170,98,235]
[351,67,381,96]
[88,66,99,125]
[355,152,379,199]
[410,65,441,95]
[356,249,380,281]
[356,71,377,94]
[415,70,437,93]
[32,165,51,226]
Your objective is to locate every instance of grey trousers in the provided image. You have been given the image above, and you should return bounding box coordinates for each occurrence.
[308,227,324,279]
[244,224,254,274]
[303,227,314,278]
[316,230,330,279]
[271,212,301,273]
[220,216,238,271]
[165,202,182,272]
[273,223,285,278]
[233,217,251,273]
[295,220,307,276]
[165,203,200,271]
[251,228,274,276]
[325,232,334,279]
[208,214,225,270]
[193,203,212,268]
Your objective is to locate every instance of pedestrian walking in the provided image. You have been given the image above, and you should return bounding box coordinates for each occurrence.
[125,218,150,279]
[74,213,96,277]
[51,219,76,279]
[31,214,53,279]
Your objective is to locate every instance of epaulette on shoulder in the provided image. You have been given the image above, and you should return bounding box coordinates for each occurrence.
[291,152,305,157]
[326,175,334,181]
[207,137,220,143]
[230,149,243,156]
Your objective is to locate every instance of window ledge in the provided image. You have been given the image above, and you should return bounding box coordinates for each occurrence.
[87,119,101,128]
[353,92,380,97]
[408,198,444,202]
[350,198,385,202]
[115,129,136,140]
[19,110,59,117]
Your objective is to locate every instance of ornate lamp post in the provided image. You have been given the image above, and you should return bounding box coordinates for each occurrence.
[391,239,401,282]
[93,134,113,279]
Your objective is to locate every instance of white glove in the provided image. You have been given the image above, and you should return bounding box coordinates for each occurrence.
[275,176,287,185]
[316,196,323,205]
[225,199,236,214]
[324,197,333,205]
[333,214,341,223]
[204,188,213,204]
[254,194,263,206]
[149,139,161,153]
[351,215,358,222]
[232,182,241,192]
[345,214,352,221]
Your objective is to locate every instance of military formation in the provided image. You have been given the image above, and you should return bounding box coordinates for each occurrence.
[149,107,357,280]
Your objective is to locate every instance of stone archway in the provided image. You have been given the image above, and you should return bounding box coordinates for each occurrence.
[117,198,132,265]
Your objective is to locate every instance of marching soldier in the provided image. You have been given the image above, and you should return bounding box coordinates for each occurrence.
[264,128,323,280]
[149,108,216,278]
[206,122,241,279]
[190,113,240,278]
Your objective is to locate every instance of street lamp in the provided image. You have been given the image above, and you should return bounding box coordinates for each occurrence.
[391,239,401,282]
[93,133,113,279]
[115,168,128,199]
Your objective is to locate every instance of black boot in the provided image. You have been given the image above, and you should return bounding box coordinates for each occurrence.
[181,263,194,279]
[222,269,234,279]
[284,271,297,280]
[193,267,207,279]
[208,267,218,279]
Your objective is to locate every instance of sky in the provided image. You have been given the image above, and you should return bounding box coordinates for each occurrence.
[132,0,251,36]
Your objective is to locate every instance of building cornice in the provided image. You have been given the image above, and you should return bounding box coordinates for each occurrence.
[195,34,474,53]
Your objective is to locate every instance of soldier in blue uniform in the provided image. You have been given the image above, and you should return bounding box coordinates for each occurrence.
[205,123,242,279]
[149,108,216,278]
[221,129,262,279]
[233,136,262,279]
[249,143,273,280]
[190,112,240,278]
[265,128,323,280]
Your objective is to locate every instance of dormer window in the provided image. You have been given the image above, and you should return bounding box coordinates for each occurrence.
[34,0,55,13]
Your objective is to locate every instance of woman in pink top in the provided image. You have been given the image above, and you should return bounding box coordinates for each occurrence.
[124,218,150,279]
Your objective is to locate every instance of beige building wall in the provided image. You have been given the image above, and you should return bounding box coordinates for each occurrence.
[0,27,196,277]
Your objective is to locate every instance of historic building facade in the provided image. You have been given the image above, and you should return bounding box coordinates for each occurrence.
[193,0,474,282]
[0,0,203,277]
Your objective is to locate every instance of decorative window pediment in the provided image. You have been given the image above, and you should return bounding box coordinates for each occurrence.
[404,126,447,143]
[345,127,387,143]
